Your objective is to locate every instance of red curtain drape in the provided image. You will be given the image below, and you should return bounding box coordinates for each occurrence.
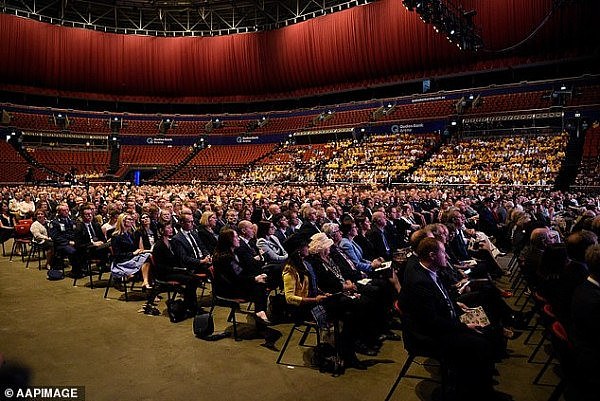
[0,0,595,100]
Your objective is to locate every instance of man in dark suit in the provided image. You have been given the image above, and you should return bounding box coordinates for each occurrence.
[445,208,505,279]
[297,206,321,239]
[570,244,600,401]
[235,220,265,273]
[323,206,341,226]
[399,237,499,401]
[48,202,81,276]
[553,230,598,325]
[477,197,502,239]
[272,213,290,244]
[171,213,212,274]
[74,204,109,272]
[220,209,239,234]
[367,211,396,261]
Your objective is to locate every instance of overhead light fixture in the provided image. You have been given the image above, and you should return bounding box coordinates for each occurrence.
[403,0,483,51]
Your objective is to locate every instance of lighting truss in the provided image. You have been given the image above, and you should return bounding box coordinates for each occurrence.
[402,0,483,51]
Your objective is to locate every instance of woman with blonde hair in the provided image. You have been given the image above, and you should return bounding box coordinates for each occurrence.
[196,210,218,254]
[111,213,153,289]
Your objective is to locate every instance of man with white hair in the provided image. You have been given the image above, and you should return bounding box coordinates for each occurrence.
[297,206,321,238]
[235,220,265,272]
[367,211,396,261]
[323,206,340,226]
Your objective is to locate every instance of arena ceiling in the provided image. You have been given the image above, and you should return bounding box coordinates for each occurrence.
[2,0,377,35]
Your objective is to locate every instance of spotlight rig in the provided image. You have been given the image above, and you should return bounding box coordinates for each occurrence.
[403,0,483,51]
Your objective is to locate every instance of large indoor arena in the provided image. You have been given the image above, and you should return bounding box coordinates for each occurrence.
[1,1,599,400]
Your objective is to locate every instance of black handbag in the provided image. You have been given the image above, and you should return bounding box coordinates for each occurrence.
[312,343,345,376]
[193,313,214,338]
[47,269,64,281]
[166,299,187,323]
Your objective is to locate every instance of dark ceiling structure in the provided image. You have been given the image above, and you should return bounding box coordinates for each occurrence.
[1,0,378,36]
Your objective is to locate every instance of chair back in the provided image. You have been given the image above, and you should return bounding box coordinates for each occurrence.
[550,321,575,378]
[208,266,218,294]
[542,304,556,320]
[14,223,33,238]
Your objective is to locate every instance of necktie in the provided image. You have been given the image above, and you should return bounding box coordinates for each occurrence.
[86,223,96,241]
[435,275,457,318]
[456,231,469,258]
[381,230,390,252]
[247,240,257,256]
[187,232,201,258]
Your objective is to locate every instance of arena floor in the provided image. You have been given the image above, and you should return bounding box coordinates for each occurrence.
[0,244,559,401]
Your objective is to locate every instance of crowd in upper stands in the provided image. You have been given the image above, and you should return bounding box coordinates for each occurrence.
[6,126,600,188]
[324,133,438,184]
[241,133,439,185]
[408,132,569,186]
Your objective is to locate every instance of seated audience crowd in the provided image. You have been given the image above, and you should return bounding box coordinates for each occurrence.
[1,182,599,399]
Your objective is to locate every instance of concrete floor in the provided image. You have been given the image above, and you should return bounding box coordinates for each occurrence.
[0,245,559,401]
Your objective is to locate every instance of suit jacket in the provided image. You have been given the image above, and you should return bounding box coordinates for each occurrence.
[196,225,218,254]
[448,231,470,261]
[399,262,464,337]
[171,230,209,272]
[297,221,320,239]
[354,234,376,261]
[235,237,265,273]
[48,217,76,248]
[478,207,499,237]
[547,260,589,325]
[152,240,183,279]
[134,228,155,251]
[308,256,345,294]
[256,235,288,264]
[330,245,363,282]
[212,252,258,299]
[400,253,420,285]
[74,220,106,251]
[111,231,138,263]
[570,279,600,379]
[273,228,288,244]
[339,237,372,273]
[366,227,393,261]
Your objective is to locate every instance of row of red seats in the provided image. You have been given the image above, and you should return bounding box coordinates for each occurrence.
[120,145,191,165]
[167,165,245,182]
[189,144,275,166]
[0,142,30,182]
[27,148,110,175]
[464,91,552,115]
